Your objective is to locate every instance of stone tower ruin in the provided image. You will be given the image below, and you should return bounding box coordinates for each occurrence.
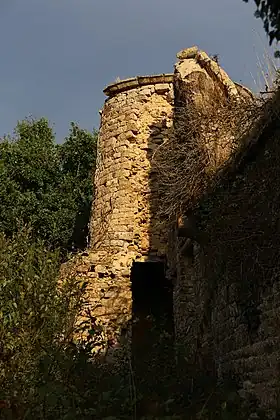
[76,47,252,356]
[72,47,280,414]
[82,74,174,348]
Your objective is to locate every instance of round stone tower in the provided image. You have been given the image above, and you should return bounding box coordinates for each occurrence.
[82,75,174,349]
[91,74,174,258]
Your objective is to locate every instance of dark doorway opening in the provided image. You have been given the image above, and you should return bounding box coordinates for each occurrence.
[130,261,175,412]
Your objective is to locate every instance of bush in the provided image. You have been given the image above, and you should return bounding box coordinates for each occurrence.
[0,228,89,419]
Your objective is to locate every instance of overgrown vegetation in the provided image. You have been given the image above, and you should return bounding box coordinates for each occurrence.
[152,82,259,223]
[0,228,136,420]
[0,228,85,419]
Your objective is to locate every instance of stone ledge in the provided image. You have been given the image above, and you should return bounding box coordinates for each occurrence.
[234,82,254,99]
[103,74,174,97]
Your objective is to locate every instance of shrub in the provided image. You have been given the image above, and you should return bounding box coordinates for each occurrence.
[0,228,87,419]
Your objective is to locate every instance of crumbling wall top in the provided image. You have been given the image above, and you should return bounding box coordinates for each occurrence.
[175,46,254,101]
[103,74,174,97]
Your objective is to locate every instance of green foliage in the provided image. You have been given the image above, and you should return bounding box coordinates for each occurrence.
[0,117,97,253]
[59,122,97,250]
[243,0,280,45]
[0,228,86,419]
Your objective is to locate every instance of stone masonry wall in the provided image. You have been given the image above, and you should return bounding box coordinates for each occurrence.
[192,125,280,412]
[171,80,280,411]
[75,75,174,353]
[166,48,253,381]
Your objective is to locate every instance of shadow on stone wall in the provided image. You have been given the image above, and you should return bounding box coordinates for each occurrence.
[121,119,179,416]
[143,69,280,416]
[144,105,215,413]
[130,260,176,416]
[192,116,280,412]
[167,90,280,415]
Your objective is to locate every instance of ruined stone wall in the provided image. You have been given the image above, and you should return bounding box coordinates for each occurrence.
[165,48,254,381]
[73,47,280,415]
[171,90,280,413]
[76,75,174,351]
[74,48,253,363]
[193,124,280,411]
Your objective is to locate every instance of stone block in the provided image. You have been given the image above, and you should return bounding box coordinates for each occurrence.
[110,240,125,247]
[155,83,171,93]
[176,46,198,60]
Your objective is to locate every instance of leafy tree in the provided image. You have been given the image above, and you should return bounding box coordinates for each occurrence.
[59,122,97,250]
[243,0,280,45]
[0,117,97,253]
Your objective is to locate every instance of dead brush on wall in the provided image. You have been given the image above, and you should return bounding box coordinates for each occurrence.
[151,84,269,224]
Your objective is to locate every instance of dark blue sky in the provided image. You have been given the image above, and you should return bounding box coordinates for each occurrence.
[0,0,277,142]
